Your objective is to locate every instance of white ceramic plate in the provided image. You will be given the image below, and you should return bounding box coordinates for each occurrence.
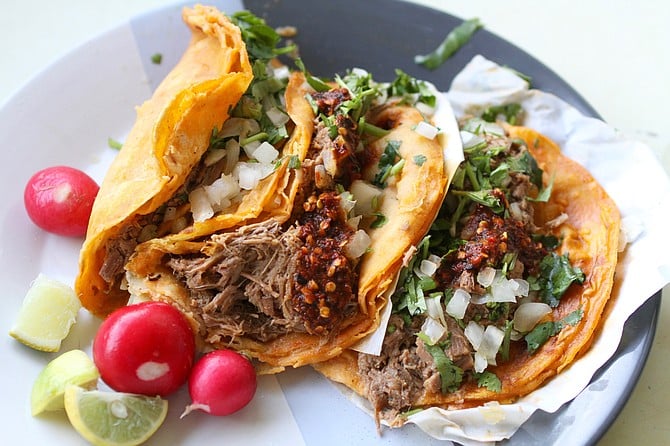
[0,1,659,445]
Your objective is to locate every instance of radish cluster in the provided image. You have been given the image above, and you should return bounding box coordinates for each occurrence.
[93,301,257,416]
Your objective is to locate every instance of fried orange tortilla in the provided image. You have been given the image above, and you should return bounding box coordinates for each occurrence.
[123,85,461,370]
[313,124,620,420]
[75,7,313,318]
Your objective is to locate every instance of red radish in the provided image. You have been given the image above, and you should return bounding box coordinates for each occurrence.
[93,301,195,397]
[24,165,99,237]
[181,349,257,417]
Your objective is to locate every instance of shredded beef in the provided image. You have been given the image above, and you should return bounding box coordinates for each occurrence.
[168,219,302,342]
[358,315,428,422]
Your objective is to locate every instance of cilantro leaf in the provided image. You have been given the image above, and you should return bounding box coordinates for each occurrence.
[388,69,437,107]
[423,342,464,393]
[373,140,402,188]
[536,253,586,307]
[481,103,522,125]
[413,154,428,166]
[108,137,123,150]
[474,371,502,392]
[525,308,584,354]
[415,18,483,70]
[230,11,295,61]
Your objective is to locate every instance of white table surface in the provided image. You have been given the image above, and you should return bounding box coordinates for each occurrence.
[2,1,668,445]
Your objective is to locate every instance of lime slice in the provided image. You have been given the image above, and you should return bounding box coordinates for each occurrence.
[31,349,99,416]
[64,386,168,446]
[9,273,81,352]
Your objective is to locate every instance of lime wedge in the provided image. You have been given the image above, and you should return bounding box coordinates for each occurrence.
[9,274,81,352]
[64,386,168,446]
[31,349,99,416]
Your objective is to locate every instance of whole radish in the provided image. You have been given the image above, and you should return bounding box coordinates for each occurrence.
[24,166,99,237]
[181,349,257,417]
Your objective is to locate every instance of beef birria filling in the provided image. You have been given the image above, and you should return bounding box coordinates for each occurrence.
[165,84,369,342]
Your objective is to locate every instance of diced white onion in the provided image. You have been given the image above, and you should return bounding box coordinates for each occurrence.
[189,188,214,222]
[470,293,493,305]
[491,272,518,303]
[415,101,436,118]
[513,302,552,332]
[272,65,290,80]
[420,259,438,277]
[351,67,369,77]
[266,106,290,127]
[252,141,279,164]
[350,180,383,216]
[414,121,439,140]
[478,325,505,365]
[344,230,371,259]
[476,267,497,288]
[474,351,488,373]
[204,148,227,166]
[321,148,337,177]
[464,320,485,350]
[428,254,442,265]
[218,117,260,139]
[339,192,356,214]
[420,317,446,345]
[242,139,262,158]
[445,288,471,320]
[460,130,484,149]
[346,215,362,230]
[235,162,274,190]
[511,279,530,297]
[204,174,239,206]
[481,121,505,136]
[425,295,446,327]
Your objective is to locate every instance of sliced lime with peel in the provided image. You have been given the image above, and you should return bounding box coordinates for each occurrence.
[31,349,100,415]
[64,386,168,446]
[9,273,81,352]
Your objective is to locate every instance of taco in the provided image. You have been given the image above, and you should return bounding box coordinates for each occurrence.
[76,7,309,317]
[312,117,620,427]
[123,68,463,370]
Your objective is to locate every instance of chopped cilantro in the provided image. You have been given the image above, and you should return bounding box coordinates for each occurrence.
[108,137,123,150]
[150,53,162,64]
[481,103,523,125]
[535,253,586,307]
[415,18,483,70]
[370,212,388,229]
[394,236,433,315]
[423,342,464,393]
[413,154,428,166]
[388,69,437,107]
[373,140,402,188]
[230,11,295,61]
[474,371,502,392]
[287,154,301,169]
[525,308,584,354]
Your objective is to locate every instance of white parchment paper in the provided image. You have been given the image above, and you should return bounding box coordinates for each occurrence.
[339,55,670,445]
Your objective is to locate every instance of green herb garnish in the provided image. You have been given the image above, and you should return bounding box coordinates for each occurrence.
[534,253,585,307]
[474,371,502,392]
[108,138,123,150]
[525,308,584,354]
[373,140,402,188]
[415,18,483,70]
[150,53,162,64]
